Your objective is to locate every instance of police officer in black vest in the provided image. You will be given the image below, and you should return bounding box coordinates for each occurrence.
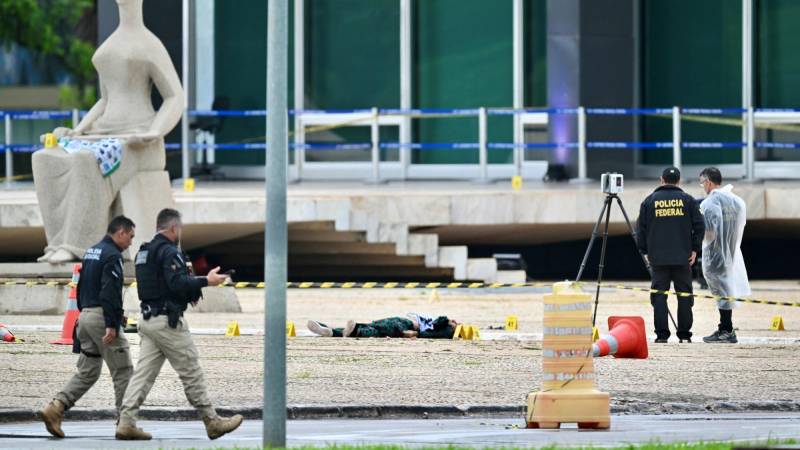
[41,216,135,438]
[637,167,705,343]
[117,208,239,441]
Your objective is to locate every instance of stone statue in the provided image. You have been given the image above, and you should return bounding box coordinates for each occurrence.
[33,0,182,263]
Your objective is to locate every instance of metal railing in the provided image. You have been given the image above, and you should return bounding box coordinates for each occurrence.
[3,106,800,187]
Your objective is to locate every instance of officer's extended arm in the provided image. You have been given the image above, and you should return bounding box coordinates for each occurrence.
[98,255,125,329]
[161,248,207,305]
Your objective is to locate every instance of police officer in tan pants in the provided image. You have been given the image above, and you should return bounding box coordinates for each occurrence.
[115,208,241,441]
[40,216,136,438]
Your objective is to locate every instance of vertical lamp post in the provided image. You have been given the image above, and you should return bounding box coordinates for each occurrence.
[264,0,288,447]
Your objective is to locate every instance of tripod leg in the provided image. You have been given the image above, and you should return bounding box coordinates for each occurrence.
[576,197,612,283]
[615,196,679,331]
[591,198,613,327]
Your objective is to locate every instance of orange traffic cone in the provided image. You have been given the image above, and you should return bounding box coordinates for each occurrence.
[592,316,648,359]
[50,264,81,345]
[0,323,16,342]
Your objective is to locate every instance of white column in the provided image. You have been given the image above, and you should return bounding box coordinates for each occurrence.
[181,0,192,182]
[512,0,523,177]
[742,0,755,180]
[672,106,682,170]
[293,0,305,181]
[400,0,412,180]
[195,0,215,164]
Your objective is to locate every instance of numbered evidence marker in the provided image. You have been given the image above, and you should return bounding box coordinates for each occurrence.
[505,315,519,331]
[286,321,297,337]
[770,316,785,331]
[183,177,196,192]
[225,321,241,337]
[592,326,600,342]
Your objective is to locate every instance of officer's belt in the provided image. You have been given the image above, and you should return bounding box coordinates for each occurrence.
[141,302,183,319]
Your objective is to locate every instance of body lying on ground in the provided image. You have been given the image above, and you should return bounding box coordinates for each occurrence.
[308,314,458,339]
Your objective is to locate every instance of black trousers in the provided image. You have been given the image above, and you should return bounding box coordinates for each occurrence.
[650,265,694,340]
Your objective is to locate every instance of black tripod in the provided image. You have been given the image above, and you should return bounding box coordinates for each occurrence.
[575,193,678,330]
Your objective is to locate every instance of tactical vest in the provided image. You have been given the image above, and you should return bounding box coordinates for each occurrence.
[134,239,170,304]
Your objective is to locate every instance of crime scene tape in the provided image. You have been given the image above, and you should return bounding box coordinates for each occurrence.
[3,279,799,308]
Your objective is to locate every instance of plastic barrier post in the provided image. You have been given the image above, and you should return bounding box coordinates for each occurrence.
[672,106,682,170]
[477,106,489,183]
[4,114,11,188]
[367,107,383,184]
[577,106,587,181]
[745,106,756,180]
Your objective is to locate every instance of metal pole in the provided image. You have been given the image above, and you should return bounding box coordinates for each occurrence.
[264,0,288,446]
[181,0,191,182]
[293,0,304,182]
[370,107,381,183]
[400,0,412,180]
[478,106,488,182]
[4,114,11,188]
[71,109,80,129]
[512,0,523,177]
[672,106,681,170]
[742,0,754,180]
[747,106,755,179]
[577,106,587,180]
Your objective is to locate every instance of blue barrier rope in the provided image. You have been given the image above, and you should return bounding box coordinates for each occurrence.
[588,142,673,149]
[11,141,800,153]
[5,107,800,119]
[680,108,747,115]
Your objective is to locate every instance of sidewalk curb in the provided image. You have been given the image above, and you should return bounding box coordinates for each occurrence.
[2,400,799,424]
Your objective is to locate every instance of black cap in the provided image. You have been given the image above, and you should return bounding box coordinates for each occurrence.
[662,166,680,184]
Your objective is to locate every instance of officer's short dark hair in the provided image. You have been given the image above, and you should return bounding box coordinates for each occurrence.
[107,215,135,234]
[661,166,680,185]
[156,208,182,231]
[700,166,722,185]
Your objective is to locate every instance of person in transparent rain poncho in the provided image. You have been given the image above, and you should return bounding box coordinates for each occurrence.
[698,167,750,344]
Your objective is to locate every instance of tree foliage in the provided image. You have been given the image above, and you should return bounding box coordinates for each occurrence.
[0,0,97,107]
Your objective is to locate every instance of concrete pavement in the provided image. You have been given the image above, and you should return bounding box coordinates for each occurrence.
[1,414,800,449]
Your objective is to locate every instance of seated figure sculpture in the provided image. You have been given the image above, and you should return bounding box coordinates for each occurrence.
[33,0,182,263]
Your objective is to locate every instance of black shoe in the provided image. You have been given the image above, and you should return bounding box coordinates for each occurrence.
[702,330,738,344]
[654,338,668,343]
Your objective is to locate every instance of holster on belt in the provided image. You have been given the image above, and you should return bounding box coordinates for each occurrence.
[71,320,80,354]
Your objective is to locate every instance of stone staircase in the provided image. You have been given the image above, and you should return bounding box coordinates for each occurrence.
[271,198,526,283]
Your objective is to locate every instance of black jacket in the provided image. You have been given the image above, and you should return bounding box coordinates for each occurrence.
[636,184,705,266]
[146,233,207,308]
[76,235,125,329]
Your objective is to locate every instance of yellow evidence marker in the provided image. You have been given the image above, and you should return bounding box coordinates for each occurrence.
[511,175,523,191]
[770,316,785,331]
[505,315,519,331]
[286,321,297,337]
[225,321,241,337]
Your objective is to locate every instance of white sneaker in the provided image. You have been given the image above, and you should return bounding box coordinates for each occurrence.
[307,320,333,337]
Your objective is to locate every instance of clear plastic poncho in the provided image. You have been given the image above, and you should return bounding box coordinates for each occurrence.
[700,185,751,309]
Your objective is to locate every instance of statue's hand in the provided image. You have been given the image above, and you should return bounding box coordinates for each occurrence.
[126,132,161,145]
[39,127,74,144]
